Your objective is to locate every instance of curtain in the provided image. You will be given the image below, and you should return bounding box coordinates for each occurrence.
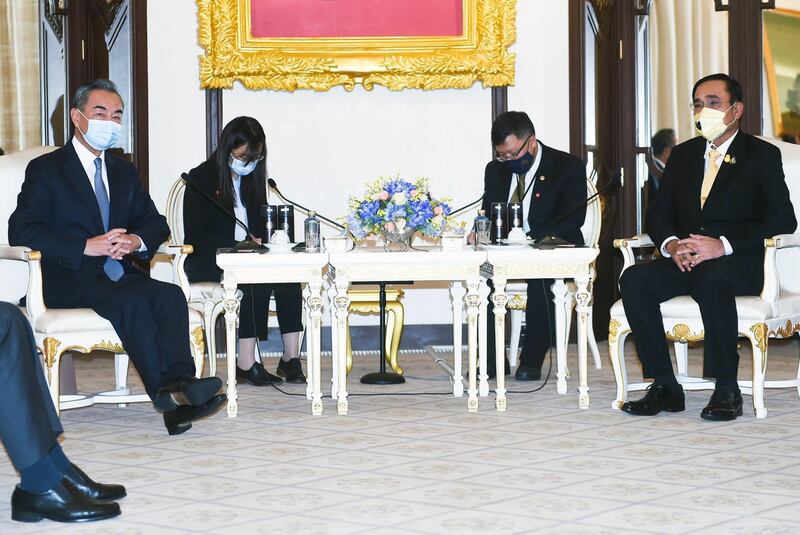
[650,0,729,143]
[0,0,40,154]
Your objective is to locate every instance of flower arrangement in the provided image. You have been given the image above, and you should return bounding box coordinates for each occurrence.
[346,176,452,241]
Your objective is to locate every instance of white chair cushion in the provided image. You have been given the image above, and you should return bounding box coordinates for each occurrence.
[33,307,204,334]
[189,282,224,301]
[609,294,800,323]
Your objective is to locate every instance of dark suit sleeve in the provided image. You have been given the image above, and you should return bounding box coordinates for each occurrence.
[645,144,680,248]
[551,155,587,245]
[183,167,217,258]
[126,167,170,259]
[8,158,87,269]
[480,162,494,215]
[724,144,796,253]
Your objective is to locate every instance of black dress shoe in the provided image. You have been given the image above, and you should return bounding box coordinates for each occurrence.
[236,362,284,386]
[701,388,743,421]
[153,375,223,413]
[11,480,120,523]
[621,383,685,416]
[515,364,542,381]
[485,358,512,380]
[276,358,306,384]
[63,464,126,501]
[164,393,227,436]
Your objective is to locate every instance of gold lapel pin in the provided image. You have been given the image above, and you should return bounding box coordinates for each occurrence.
[723,154,736,164]
[539,175,546,181]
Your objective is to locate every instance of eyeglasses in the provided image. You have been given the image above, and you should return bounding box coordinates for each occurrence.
[230,152,265,163]
[690,99,733,113]
[494,134,532,162]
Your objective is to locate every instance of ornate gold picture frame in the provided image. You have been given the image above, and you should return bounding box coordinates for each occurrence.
[763,8,800,138]
[197,0,515,92]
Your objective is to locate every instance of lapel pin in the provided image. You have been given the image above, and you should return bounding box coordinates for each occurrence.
[535,192,541,198]
[723,154,736,164]
[539,175,546,181]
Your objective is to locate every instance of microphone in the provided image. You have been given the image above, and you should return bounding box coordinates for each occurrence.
[448,194,485,218]
[180,173,266,252]
[533,171,621,249]
[267,178,345,230]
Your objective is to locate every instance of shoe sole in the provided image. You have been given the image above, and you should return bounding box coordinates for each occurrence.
[700,406,743,421]
[621,404,685,416]
[275,369,306,384]
[12,508,121,523]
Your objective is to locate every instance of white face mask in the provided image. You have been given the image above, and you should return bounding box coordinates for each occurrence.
[228,156,258,176]
[77,110,121,151]
[694,104,734,143]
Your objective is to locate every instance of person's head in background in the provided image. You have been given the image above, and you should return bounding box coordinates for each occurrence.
[651,128,676,166]
[781,133,798,144]
[214,116,267,208]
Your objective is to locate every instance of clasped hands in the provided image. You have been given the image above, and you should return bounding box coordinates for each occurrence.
[84,228,141,260]
[665,234,725,272]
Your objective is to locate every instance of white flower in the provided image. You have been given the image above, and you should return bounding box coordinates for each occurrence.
[395,218,407,230]
[392,192,407,205]
[431,215,443,226]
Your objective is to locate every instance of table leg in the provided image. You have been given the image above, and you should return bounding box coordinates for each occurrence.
[449,282,466,397]
[222,283,240,417]
[465,278,481,412]
[552,279,569,394]
[491,273,508,411]
[478,280,491,397]
[333,278,351,415]
[575,271,592,409]
[327,282,339,399]
[306,280,324,415]
[302,285,313,401]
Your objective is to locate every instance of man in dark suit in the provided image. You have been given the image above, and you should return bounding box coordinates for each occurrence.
[1,302,123,522]
[620,73,797,421]
[479,111,587,380]
[8,79,225,435]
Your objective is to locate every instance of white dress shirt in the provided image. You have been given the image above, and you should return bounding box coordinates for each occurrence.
[71,137,146,252]
[660,131,737,258]
[506,140,543,233]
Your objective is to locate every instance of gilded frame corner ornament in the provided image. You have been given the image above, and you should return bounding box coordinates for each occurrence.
[197,0,516,92]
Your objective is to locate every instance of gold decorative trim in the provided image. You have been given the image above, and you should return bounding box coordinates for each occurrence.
[64,341,126,354]
[665,323,705,343]
[181,244,194,254]
[197,0,516,91]
[750,323,768,369]
[26,250,42,261]
[769,319,799,338]
[506,294,527,310]
[43,337,61,376]
[765,238,777,248]
[608,318,621,345]
[613,239,628,249]
[191,326,206,356]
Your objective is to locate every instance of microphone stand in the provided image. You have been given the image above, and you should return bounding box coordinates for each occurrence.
[181,173,266,251]
[533,171,619,249]
[267,178,345,230]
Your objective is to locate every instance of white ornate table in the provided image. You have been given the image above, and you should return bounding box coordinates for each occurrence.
[327,246,488,414]
[481,246,599,411]
[216,250,329,416]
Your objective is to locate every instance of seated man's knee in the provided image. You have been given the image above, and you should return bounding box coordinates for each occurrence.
[619,265,646,297]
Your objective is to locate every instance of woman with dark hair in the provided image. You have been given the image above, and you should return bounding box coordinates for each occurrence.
[184,116,305,385]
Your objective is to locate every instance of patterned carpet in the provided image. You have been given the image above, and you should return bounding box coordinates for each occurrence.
[3,340,800,534]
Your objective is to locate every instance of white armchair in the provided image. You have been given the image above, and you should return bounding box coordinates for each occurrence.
[608,138,800,418]
[506,178,603,376]
[0,147,206,414]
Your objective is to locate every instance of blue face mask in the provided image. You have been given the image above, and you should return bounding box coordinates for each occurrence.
[78,110,121,151]
[506,150,534,174]
[229,156,258,176]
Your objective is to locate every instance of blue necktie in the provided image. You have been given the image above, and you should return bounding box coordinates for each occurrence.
[93,158,124,281]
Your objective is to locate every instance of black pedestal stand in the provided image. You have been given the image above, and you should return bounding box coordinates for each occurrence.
[360,282,406,385]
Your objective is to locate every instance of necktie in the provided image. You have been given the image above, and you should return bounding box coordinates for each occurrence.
[93,158,124,281]
[510,173,526,203]
[700,148,721,209]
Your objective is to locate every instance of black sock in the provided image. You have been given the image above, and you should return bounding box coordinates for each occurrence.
[654,374,680,392]
[715,378,739,392]
[19,447,67,493]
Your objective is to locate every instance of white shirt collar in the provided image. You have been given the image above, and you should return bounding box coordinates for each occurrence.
[705,130,738,160]
[72,136,105,171]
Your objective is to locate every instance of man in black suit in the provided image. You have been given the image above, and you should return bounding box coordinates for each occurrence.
[479,111,587,380]
[1,302,123,522]
[620,73,797,421]
[8,79,225,434]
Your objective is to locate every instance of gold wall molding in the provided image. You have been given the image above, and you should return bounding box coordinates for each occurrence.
[197,0,516,91]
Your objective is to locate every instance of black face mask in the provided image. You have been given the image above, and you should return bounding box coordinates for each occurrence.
[506,150,534,174]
